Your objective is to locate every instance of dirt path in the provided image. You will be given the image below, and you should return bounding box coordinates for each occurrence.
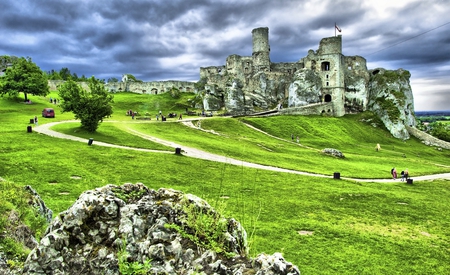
[33,120,450,183]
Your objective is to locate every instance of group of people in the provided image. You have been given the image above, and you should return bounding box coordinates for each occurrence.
[391,167,409,181]
[127,110,138,119]
[127,109,184,121]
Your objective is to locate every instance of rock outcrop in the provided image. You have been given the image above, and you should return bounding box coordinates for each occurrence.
[322,148,345,158]
[23,183,300,275]
[368,68,416,139]
[407,126,450,150]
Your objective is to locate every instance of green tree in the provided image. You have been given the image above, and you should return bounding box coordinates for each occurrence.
[58,77,114,132]
[0,57,49,101]
[107,77,119,83]
[123,74,143,82]
[429,122,450,142]
[72,72,79,81]
[59,67,72,80]
[47,69,62,80]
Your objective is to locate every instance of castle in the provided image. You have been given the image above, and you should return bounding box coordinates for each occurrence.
[198,27,372,117]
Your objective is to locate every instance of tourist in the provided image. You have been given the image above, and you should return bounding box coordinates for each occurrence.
[34,116,38,126]
[391,167,397,179]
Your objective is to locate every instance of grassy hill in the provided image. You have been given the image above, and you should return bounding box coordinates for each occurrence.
[1,91,450,274]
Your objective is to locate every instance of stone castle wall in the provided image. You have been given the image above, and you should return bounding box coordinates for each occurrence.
[106,80,196,94]
[407,126,450,149]
[48,80,196,94]
[279,102,335,116]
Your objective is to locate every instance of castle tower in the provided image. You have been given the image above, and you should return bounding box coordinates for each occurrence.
[317,35,345,116]
[252,27,270,71]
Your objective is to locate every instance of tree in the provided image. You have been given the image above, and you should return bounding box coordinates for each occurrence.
[0,57,49,101]
[107,77,119,83]
[429,122,450,142]
[123,74,143,82]
[59,67,72,80]
[58,77,114,132]
[47,69,62,80]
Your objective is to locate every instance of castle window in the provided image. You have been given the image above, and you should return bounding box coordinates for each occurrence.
[321,61,330,71]
[326,75,329,79]
[326,82,329,86]
[245,67,249,73]
[324,94,332,102]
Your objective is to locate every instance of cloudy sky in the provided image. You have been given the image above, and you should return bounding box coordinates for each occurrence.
[1,0,449,111]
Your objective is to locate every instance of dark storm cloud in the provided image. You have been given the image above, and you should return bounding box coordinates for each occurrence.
[1,0,449,110]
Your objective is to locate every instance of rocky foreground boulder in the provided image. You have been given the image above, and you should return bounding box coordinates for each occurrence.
[23,183,300,275]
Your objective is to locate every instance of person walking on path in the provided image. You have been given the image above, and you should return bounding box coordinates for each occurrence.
[34,116,38,126]
[404,169,409,181]
[391,167,397,179]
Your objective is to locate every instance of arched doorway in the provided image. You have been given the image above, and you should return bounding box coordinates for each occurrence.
[324,94,332,102]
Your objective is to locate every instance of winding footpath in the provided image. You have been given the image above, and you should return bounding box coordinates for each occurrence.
[33,120,450,183]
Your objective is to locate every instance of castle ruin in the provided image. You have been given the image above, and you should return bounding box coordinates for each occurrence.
[199,27,373,117]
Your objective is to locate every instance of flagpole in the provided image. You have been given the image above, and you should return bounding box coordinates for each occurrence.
[334,22,336,36]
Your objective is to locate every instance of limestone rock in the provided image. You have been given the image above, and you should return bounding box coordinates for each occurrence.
[367,68,416,139]
[23,184,300,275]
[25,185,53,223]
[322,148,345,158]
[288,69,322,107]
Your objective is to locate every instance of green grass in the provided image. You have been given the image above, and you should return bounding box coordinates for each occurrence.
[124,116,450,178]
[50,122,173,151]
[1,92,450,274]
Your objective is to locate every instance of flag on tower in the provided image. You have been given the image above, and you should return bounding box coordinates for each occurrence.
[335,24,341,32]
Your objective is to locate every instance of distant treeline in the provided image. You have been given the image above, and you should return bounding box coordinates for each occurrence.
[416,111,450,123]
[416,111,450,117]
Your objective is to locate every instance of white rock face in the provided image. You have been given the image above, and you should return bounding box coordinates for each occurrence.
[368,68,416,139]
[23,184,300,275]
